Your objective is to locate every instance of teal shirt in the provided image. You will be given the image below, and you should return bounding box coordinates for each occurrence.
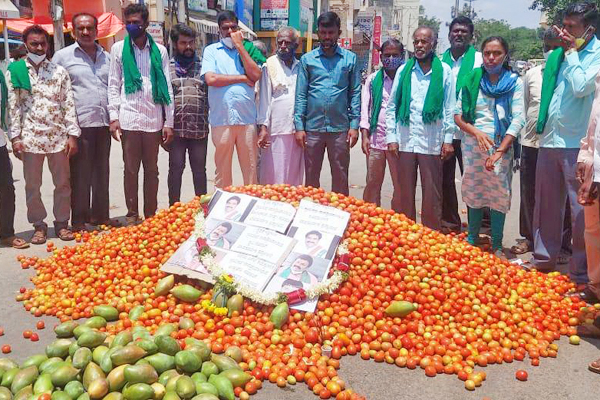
[294,46,361,132]
[540,36,600,148]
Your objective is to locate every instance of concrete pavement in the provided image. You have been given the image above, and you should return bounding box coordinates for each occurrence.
[1,139,599,399]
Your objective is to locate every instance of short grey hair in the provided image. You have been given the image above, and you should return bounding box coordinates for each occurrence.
[277,26,300,43]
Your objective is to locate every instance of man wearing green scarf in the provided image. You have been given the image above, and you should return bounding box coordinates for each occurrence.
[440,16,482,234]
[107,4,174,225]
[385,26,455,231]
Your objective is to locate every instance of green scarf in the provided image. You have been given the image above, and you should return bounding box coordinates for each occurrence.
[122,34,171,105]
[7,59,31,92]
[243,40,266,66]
[396,56,445,125]
[442,45,476,98]
[460,67,484,124]
[536,47,565,134]
[369,69,385,134]
[0,71,8,131]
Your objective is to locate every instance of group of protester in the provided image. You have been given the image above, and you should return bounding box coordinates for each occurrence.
[0,2,598,300]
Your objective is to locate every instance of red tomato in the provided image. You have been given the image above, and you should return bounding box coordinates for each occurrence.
[516,370,528,381]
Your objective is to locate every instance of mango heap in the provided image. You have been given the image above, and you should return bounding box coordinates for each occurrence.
[8,185,586,397]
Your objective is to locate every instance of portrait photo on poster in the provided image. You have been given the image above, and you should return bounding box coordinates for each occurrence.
[287,226,341,260]
[274,252,330,286]
[204,218,246,250]
[207,190,256,223]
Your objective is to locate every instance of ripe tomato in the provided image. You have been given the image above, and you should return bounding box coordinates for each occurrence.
[1,345,11,354]
[516,370,528,381]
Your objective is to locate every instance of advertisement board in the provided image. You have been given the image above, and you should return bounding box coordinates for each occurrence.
[188,0,208,12]
[261,0,288,31]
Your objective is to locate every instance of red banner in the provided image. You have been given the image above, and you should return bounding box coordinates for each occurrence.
[372,16,382,66]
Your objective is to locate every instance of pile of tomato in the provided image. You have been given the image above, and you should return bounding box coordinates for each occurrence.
[15,185,586,397]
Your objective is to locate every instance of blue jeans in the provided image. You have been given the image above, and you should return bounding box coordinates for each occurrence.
[533,148,587,283]
[167,136,208,205]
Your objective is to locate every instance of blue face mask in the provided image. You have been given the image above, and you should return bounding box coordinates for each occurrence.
[483,57,505,75]
[126,23,145,39]
[382,56,404,70]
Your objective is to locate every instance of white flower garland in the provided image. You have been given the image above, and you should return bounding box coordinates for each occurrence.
[193,209,348,306]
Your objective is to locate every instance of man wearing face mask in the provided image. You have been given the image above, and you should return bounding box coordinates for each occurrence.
[7,25,80,244]
[257,27,303,185]
[53,13,116,232]
[108,3,174,225]
[532,2,600,285]
[294,12,361,196]
[200,10,262,188]
[166,24,208,206]
[359,39,405,211]
[511,29,572,259]
[441,16,483,234]
[385,27,455,231]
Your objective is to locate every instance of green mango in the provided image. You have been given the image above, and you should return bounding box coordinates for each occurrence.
[131,329,151,342]
[124,365,158,385]
[111,346,146,367]
[128,307,144,322]
[33,373,53,394]
[93,306,119,322]
[0,386,11,400]
[73,326,94,340]
[134,341,157,357]
[87,378,109,399]
[207,375,233,400]
[0,361,16,372]
[170,286,201,303]
[106,365,127,393]
[190,396,218,400]
[190,373,206,388]
[210,292,227,309]
[385,301,417,318]
[134,359,149,366]
[64,381,84,400]
[174,352,201,374]
[143,355,174,376]
[38,358,62,375]
[50,365,79,388]
[122,383,154,400]
[199,363,217,379]
[209,355,239,373]
[162,391,179,400]
[102,393,123,400]
[150,383,165,400]
[1,368,19,388]
[153,325,175,339]
[92,347,110,366]
[164,377,179,393]
[21,355,47,370]
[225,295,243,318]
[83,317,107,330]
[41,362,69,376]
[174,377,194,400]
[11,366,38,394]
[153,337,179,357]
[72,348,93,370]
[217,370,251,389]
[111,332,133,349]
[54,322,79,339]
[51,391,71,400]
[46,340,73,359]
[154,276,175,297]
[76,393,90,400]
[157,371,178,388]
[69,343,81,358]
[83,363,105,390]
[182,345,209,364]
[12,386,32,400]
[269,302,289,329]
[177,319,194,331]
[78,331,107,349]
[192,383,218,398]
[222,348,241,364]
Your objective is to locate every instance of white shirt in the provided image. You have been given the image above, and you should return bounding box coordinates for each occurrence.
[108,39,174,132]
[257,55,299,135]
[449,49,483,140]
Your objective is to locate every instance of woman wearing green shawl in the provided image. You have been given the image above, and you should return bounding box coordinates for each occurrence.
[454,37,526,259]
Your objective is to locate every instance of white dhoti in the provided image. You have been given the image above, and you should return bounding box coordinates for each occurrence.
[259,134,304,185]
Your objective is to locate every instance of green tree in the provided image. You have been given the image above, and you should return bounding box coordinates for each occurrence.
[473,19,543,61]
[419,5,441,34]
[530,0,600,25]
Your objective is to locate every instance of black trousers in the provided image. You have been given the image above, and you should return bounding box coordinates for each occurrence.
[0,145,15,239]
[167,136,208,206]
[442,139,464,232]
[70,127,111,226]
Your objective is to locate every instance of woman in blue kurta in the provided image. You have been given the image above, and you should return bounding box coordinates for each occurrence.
[454,36,526,258]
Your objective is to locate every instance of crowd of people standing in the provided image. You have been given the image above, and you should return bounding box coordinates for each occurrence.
[0,3,598,299]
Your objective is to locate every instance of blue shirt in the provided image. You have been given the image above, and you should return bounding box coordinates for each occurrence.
[385,60,456,155]
[294,46,361,132]
[541,36,600,148]
[200,41,256,127]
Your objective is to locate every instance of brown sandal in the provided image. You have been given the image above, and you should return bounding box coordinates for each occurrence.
[1,236,30,249]
[31,229,47,245]
[57,228,75,241]
[589,358,600,374]
[510,240,531,255]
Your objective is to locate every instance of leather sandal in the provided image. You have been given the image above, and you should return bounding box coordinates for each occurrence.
[31,228,47,245]
[1,236,30,249]
[57,228,75,241]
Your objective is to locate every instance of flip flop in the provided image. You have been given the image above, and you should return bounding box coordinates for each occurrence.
[1,236,30,249]
[589,358,600,374]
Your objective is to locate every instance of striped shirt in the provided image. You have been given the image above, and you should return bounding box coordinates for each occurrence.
[108,39,174,132]
[169,58,208,139]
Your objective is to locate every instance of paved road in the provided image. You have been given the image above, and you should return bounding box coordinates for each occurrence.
[1,140,600,399]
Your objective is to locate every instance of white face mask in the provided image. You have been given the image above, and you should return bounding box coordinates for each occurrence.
[221,37,234,49]
[27,52,46,65]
